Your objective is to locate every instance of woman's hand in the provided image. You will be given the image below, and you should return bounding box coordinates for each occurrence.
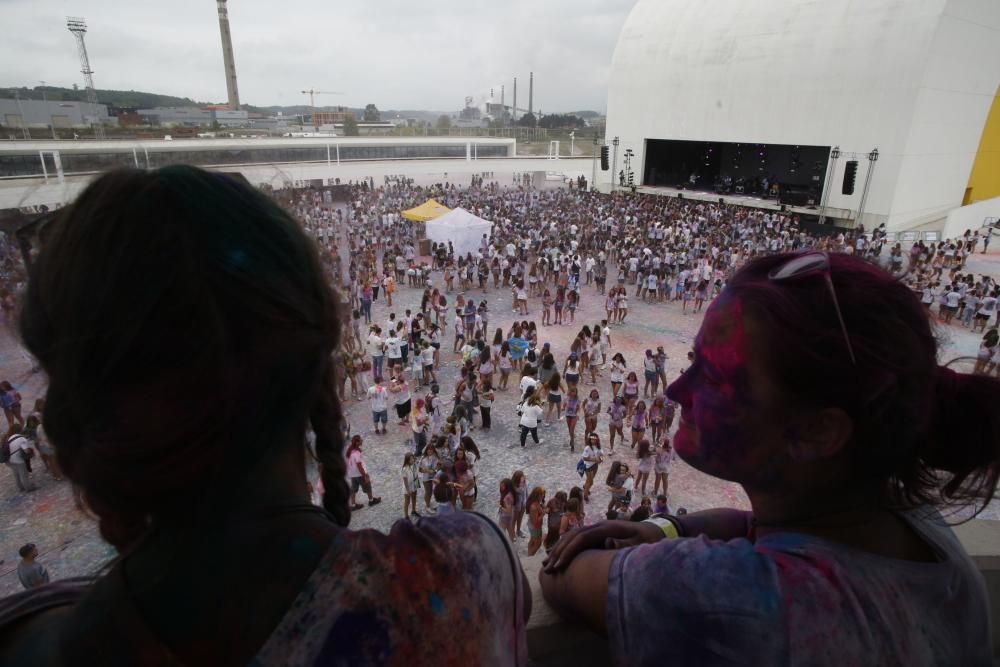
[543,520,664,573]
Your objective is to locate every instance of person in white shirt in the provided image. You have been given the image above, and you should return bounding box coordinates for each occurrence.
[974,291,998,332]
[942,287,962,325]
[420,343,436,385]
[367,327,385,381]
[367,380,389,434]
[519,368,539,398]
[384,331,403,369]
[518,394,545,448]
[581,432,605,501]
[6,431,37,493]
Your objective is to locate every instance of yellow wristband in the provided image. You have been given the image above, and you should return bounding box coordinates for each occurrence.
[645,516,680,539]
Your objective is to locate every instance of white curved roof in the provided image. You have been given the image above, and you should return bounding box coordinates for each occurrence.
[606,0,1000,231]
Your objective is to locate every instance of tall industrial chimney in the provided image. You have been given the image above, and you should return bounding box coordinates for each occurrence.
[216,0,241,110]
[513,77,517,123]
[528,72,534,117]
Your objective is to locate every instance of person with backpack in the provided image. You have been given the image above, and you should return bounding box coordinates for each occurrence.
[4,427,37,493]
[0,381,24,432]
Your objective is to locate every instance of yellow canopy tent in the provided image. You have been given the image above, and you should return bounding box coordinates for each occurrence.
[401,199,451,222]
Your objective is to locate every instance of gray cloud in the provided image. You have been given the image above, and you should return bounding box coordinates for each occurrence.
[1,0,637,111]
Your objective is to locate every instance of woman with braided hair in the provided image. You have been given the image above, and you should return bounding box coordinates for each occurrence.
[0,166,529,666]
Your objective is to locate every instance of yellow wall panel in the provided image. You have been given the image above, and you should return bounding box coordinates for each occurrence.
[966,86,1000,204]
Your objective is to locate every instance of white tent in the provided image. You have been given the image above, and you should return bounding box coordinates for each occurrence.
[424,207,493,258]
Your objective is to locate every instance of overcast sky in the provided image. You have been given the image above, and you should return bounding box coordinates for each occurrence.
[1,0,637,112]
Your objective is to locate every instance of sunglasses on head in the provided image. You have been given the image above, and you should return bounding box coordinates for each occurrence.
[768,252,857,365]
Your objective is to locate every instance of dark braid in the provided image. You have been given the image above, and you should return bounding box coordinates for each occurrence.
[312,357,351,527]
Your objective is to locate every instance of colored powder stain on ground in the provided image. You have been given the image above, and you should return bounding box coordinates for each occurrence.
[428,591,444,614]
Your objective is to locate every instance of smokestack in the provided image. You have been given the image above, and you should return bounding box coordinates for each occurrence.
[501,85,504,107]
[216,0,241,110]
[513,77,517,122]
[529,72,533,117]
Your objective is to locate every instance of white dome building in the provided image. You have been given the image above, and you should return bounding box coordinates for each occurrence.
[604,0,1000,233]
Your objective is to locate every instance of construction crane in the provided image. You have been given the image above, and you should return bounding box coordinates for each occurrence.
[301,89,345,132]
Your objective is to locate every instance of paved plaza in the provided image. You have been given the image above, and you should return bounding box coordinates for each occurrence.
[0,202,996,597]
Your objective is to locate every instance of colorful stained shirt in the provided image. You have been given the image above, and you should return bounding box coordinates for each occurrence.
[607,507,991,666]
[252,511,527,666]
[0,513,526,666]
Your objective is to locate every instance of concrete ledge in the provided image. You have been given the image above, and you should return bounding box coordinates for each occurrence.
[525,519,1000,665]
[952,519,1000,660]
[523,556,610,667]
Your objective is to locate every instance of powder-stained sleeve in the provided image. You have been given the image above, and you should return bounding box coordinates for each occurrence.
[606,513,992,666]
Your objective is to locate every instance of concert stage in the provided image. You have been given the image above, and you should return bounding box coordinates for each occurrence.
[642,139,830,207]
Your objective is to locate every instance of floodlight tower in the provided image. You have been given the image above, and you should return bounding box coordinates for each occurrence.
[66,17,105,140]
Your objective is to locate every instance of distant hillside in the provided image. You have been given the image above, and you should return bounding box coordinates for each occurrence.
[1,85,594,119]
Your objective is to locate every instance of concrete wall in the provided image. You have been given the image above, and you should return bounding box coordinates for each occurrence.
[951,520,1000,660]
[604,0,1000,232]
[887,1,1000,231]
[941,194,1000,241]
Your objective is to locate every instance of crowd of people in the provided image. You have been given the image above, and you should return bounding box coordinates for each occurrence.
[274,174,1000,551]
[7,174,1000,542]
[0,166,994,665]
[9,176,1000,518]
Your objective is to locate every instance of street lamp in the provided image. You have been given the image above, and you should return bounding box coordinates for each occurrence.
[39,81,56,139]
[11,89,30,140]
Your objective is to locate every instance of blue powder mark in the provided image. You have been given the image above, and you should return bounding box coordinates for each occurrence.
[428,592,444,615]
[461,607,471,622]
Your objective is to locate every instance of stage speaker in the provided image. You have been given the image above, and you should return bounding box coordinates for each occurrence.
[601,146,610,171]
[780,205,787,212]
[842,160,858,195]
[678,193,683,199]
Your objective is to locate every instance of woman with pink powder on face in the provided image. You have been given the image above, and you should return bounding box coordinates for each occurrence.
[542,252,996,666]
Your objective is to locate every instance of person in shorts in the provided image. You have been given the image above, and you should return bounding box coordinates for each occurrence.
[453,309,466,353]
[367,378,389,434]
[391,372,412,425]
[345,435,381,511]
